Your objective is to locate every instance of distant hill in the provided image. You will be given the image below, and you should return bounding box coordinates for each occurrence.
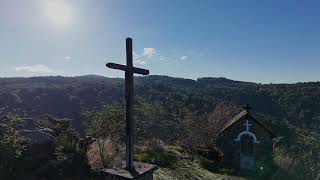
[197,77,254,85]
[0,75,319,135]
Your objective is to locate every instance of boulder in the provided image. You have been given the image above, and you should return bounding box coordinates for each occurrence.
[17,129,57,160]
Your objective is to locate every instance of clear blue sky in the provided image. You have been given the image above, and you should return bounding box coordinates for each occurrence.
[1,0,320,83]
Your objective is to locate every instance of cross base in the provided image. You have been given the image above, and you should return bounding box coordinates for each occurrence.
[125,166,139,177]
[95,161,157,180]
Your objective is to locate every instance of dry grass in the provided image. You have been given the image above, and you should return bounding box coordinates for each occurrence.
[136,139,164,153]
[86,139,124,169]
[154,160,245,180]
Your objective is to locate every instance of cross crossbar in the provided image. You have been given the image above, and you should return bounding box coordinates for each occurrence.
[106,62,149,75]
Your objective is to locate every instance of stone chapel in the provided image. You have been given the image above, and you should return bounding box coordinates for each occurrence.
[219,104,274,170]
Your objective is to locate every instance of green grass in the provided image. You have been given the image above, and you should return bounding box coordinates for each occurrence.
[193,155,237,175]
[135,146,279,180]
[154,160,245,180]
[135,148,177,168]
[135,146,246,180]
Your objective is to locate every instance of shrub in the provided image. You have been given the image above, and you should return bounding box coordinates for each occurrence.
[55,130,85,161]
[86,139,124,169]
[0,116,29,179]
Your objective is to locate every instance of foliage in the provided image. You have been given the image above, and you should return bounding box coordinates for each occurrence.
[55,130,84,161]
[0,76,319,178]
[0,116,28,179]
[50,116,82,160]
[135,97,193,144]
[135,149,177,168]
[154,152,245,180]
[271,127,320,180]
[183,102,241,148]
[84,103,126,142]
[44,115,72,135]
[86,139,124,169]
[84,103,126,168]
[52,117,90,178]
[0,76,319,134]
[135,144,177,168]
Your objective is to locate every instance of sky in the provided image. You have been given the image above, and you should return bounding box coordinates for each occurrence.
[0,0,320,83]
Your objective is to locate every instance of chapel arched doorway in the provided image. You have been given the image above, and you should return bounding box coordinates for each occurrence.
[240,134,254,169]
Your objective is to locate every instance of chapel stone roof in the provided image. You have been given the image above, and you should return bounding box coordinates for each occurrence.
[220,105,275,137]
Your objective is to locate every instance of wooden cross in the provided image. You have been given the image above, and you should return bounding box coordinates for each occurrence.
[106,38,149,174]
[243,104,252,112]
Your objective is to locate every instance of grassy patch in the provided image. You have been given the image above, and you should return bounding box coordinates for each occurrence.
[154,160,245,180]
[248,157,275,180]
[136,146,245,180]
[192,155,237,175]
[135,148,177,168]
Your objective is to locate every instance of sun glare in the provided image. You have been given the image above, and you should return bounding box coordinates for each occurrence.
[46,0,71,25]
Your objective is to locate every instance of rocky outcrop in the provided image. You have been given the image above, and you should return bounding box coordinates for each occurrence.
[17,129,57,160]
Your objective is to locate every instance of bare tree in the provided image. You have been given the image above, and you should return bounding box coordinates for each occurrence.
[183,102,241,149]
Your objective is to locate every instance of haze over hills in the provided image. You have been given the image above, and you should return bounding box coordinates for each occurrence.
[0,75,319,135]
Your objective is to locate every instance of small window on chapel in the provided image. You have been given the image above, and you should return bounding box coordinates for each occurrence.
[240,134,254,156]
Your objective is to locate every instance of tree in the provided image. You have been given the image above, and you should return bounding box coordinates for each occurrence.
[0,116,28,179]
[183,102,241,148]
[84,103,126,168]
[84,103,126,141]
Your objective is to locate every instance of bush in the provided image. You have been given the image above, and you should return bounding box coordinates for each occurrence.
[55,130,85,160]
[271,129,320,180]
[0,116,29,179]
[86,139,124,169]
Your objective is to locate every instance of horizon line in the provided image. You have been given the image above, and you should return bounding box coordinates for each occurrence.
[0,74,319,85]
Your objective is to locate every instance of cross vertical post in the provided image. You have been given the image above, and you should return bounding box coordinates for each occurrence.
[106,37,149,175]
[125,38,134,170]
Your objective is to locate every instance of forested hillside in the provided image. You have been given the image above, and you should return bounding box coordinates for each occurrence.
[0,75,319,134]
[0,75,320,179]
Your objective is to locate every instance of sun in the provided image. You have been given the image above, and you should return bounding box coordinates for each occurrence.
[46,0,72,25]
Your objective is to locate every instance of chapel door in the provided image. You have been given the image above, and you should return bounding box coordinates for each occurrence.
[240,134,254,169]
